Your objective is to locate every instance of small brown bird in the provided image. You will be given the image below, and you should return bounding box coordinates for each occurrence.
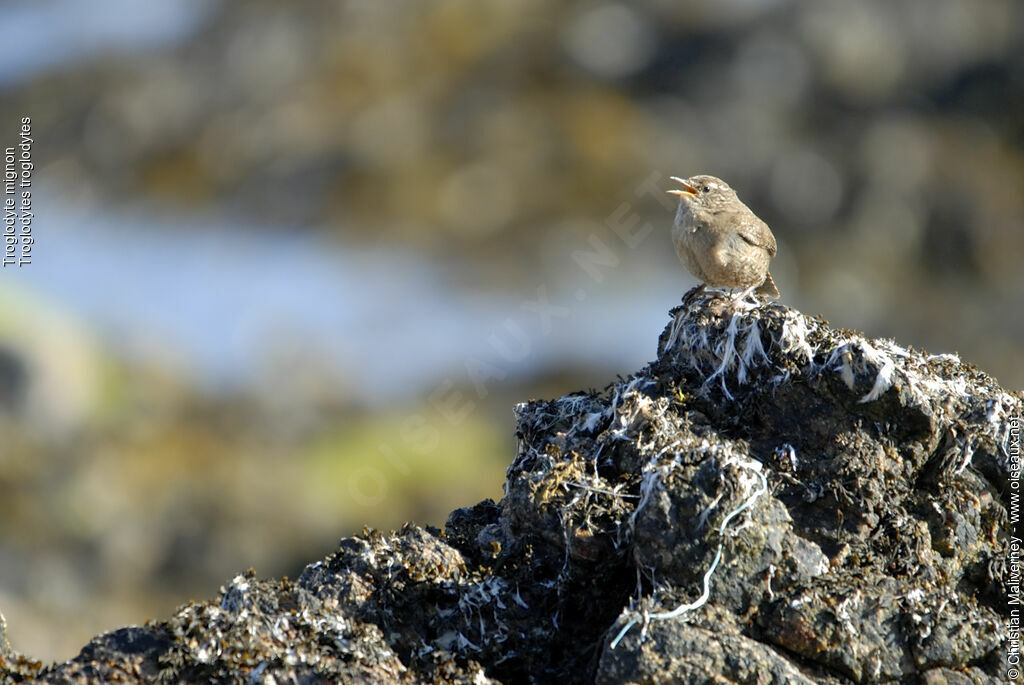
[667,175,780,299]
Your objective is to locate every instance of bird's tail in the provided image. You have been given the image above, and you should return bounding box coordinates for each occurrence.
[756,272,780,298]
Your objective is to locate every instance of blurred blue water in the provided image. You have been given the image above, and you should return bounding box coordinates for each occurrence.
[0,0,213,87]
[7,192,682,404]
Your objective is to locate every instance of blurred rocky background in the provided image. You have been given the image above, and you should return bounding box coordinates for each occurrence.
[0,0,1021,664]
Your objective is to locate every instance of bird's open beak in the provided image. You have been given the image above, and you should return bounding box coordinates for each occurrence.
[666,176,698,197]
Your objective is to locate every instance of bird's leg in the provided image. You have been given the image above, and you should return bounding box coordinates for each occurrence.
[733,285,758,303]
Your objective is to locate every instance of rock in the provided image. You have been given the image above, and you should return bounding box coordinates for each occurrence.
[0,611,9,657]
[0,609,44,679]
[597,605,826,685]
[2,289,1017,683]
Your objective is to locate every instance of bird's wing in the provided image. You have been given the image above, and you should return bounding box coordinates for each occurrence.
[735,216,777,257]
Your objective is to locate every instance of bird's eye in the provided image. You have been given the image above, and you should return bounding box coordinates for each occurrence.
[702,185,710,193]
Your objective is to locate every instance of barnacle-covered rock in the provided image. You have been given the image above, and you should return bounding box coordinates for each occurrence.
[3,289,1018,683]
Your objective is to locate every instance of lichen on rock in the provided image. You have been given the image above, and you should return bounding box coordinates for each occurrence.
[2,288,1018,683]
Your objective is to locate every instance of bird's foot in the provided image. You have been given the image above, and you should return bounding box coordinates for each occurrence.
[722,286,761,312]
[732,285,759,302]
